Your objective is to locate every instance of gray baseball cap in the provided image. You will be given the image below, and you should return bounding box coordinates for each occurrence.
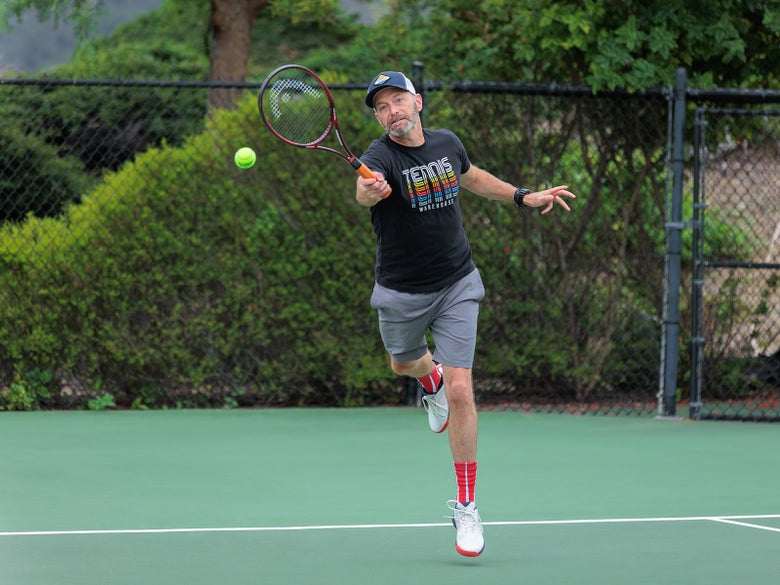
[365,71,417,107]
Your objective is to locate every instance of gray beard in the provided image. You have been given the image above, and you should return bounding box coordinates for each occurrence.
[386,114,419,138]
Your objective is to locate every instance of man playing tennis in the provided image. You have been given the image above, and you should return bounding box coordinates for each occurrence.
[355,71,575,557]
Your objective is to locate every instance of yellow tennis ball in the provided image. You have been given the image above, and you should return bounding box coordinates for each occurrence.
[234,147,256,169]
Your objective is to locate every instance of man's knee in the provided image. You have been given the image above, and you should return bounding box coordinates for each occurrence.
[445,376,474,407]
[391,358,422,377]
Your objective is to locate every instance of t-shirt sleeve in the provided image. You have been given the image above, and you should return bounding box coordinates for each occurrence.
[359,139,390,177]
[446,130,471,175]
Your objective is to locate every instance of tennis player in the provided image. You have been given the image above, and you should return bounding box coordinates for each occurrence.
[355,71,575,557]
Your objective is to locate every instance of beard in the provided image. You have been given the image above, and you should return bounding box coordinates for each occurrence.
[385,108,420,138]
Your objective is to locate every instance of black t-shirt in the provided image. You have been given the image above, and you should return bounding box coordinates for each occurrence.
[360,128,476,293]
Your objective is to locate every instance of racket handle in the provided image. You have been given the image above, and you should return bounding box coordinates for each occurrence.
[353,160,392,199]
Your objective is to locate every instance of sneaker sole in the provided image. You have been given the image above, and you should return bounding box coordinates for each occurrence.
[433,419,449,433]
[455,544,484,557]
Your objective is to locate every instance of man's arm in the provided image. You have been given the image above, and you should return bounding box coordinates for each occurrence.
[356,173,390,207]
[460,164,576,214]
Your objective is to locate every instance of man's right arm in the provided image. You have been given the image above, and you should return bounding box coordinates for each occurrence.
[355,173,390,207]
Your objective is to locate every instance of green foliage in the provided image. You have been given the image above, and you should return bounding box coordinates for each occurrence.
[679,195,762,265]
[0,92,390,409]
[87,392,116,411]
[248,17,352,78]
[0,3,210,218]
[268,0,347,26]
[2,0,775,411]
[70,39,207,80]
[0,120,93,219]
[326,0,780,89]
[1,0,105,40]
[302,1,431,77]
[0,369,52,411]
[0,77,206,218]
[62,0,210,79]
[0,0,362,224]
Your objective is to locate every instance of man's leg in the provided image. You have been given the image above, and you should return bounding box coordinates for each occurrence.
[390,351,435,379]
[392,353,448,432]
[444,366,477,461]
[444,365,483,557]
[396,362,479,491]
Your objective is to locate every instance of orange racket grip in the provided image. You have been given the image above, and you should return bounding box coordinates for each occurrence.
[354,161,392,199]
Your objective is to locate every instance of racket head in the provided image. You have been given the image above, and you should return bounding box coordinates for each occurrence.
[258,65,335,147]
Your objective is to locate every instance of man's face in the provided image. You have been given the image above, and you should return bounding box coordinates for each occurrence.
[373,88,421,139]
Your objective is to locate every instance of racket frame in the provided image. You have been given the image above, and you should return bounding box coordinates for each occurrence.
[258,64,390,194]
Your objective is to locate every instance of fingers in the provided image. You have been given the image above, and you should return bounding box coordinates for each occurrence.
[540,185,575,214]
[552,196,572,212]
[370,174,389,198]
[550,185,576,199]
[358,174,389,201]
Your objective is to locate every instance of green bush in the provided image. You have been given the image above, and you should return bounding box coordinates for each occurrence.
[0,121,93,220]
[0,93,390,409]
[0,84,703,410]
[0,2,210,222]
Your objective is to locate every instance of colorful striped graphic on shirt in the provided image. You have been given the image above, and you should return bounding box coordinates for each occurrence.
[401,156,459,211]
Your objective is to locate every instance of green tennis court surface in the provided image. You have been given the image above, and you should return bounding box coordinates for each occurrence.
[2,409,779,584]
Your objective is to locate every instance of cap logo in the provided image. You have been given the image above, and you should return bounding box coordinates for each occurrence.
[374,74,391,85]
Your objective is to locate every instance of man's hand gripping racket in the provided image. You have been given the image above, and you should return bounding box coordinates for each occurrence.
[258,64,391,198]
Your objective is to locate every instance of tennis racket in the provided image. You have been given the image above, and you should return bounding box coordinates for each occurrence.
[258,64,391,198]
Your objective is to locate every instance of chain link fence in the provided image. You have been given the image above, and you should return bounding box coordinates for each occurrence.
[690,107,780,420]
[0,75,775,416]
[424,83,670,415]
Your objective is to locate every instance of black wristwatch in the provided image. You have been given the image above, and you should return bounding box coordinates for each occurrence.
[513,188,532,208]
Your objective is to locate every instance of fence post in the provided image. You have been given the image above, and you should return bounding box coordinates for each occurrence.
[661,67,688,417]
[689,108,706,420]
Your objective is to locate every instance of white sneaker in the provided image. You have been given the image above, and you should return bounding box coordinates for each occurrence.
[449,501,485,557]
[420,365,448,433]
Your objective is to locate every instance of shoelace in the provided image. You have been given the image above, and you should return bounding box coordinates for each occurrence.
[421,392,446,416]
[447,501,484,534]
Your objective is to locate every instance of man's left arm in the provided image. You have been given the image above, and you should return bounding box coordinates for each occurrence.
[460,164,576,215]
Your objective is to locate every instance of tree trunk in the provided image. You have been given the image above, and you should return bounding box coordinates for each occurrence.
[207,0,269,110]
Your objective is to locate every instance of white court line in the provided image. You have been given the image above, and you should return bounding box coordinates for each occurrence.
[1,514,779,538]
[709,518,780,534]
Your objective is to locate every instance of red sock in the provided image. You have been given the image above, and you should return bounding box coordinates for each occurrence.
[416,364,442,394]
[454,461,478,504]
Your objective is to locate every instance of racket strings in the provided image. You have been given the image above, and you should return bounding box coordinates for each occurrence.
[262,74,332,146]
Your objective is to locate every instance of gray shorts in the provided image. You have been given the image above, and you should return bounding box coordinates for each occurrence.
[369,269,485,368]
